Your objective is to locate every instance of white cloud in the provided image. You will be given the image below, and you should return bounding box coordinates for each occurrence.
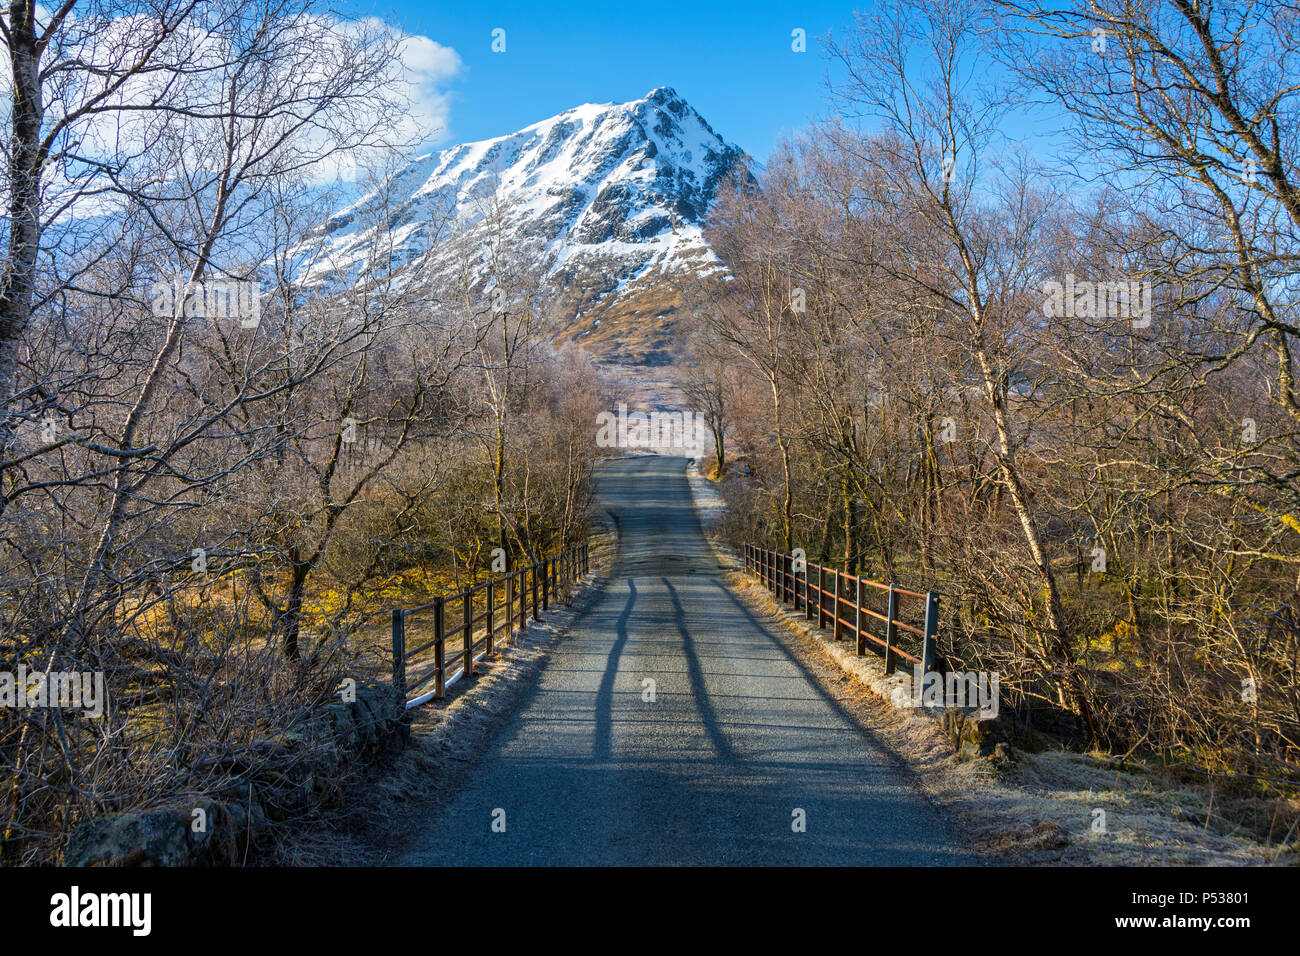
[393,30,463,149]
[3,10,464,206]
[318,18,462,182]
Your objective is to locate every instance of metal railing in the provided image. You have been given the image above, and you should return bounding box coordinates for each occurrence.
[392,541,590,709]
[743,543,940,674]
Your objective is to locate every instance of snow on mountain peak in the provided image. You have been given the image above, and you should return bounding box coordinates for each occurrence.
[298,88,748,301]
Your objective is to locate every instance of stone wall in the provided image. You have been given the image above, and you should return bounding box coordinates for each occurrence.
[65,683,409,866]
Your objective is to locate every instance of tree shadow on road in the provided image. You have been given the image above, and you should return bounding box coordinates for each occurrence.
[594,578,636,762]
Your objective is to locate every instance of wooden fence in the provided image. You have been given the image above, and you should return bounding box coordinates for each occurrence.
[743,544,940,673]
[392,541,590,709]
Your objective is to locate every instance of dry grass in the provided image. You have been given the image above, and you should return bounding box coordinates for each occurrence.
[554,275,689,365]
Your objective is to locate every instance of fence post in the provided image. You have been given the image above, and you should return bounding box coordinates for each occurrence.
[542,558,550,612]
[811,567,821,629]
[804,561,812,619]
[391,609,406,699]
[464,588,473,679]
[434,596,445,699]
[884,585,898,674]
[505,573,514,643]
[921,590,940,674]
[833,569,843,641]
[532,562,541,621]
[486,579,495,656]
[855,576,865,656]
[784,553,792,603]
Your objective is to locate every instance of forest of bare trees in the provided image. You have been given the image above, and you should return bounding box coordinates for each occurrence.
[689,0,1300,799]
[0,1,601,863]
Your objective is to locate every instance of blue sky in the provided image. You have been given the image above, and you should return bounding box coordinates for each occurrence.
[342,0,860,161]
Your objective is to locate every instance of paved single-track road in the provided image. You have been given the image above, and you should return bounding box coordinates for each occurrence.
[399,455,974,865]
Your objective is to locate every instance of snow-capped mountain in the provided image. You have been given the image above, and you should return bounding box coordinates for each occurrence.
[298,87,747,307]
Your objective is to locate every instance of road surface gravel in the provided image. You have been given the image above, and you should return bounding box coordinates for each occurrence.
[399,455,975,865]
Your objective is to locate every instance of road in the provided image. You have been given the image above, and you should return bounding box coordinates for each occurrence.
[399,455,974,865]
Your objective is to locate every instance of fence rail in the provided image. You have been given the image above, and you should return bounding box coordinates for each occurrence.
[392,541,590,709]
[743,544,939,674]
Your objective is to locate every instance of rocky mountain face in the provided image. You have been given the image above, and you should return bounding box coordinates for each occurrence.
[297,87,746,364]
